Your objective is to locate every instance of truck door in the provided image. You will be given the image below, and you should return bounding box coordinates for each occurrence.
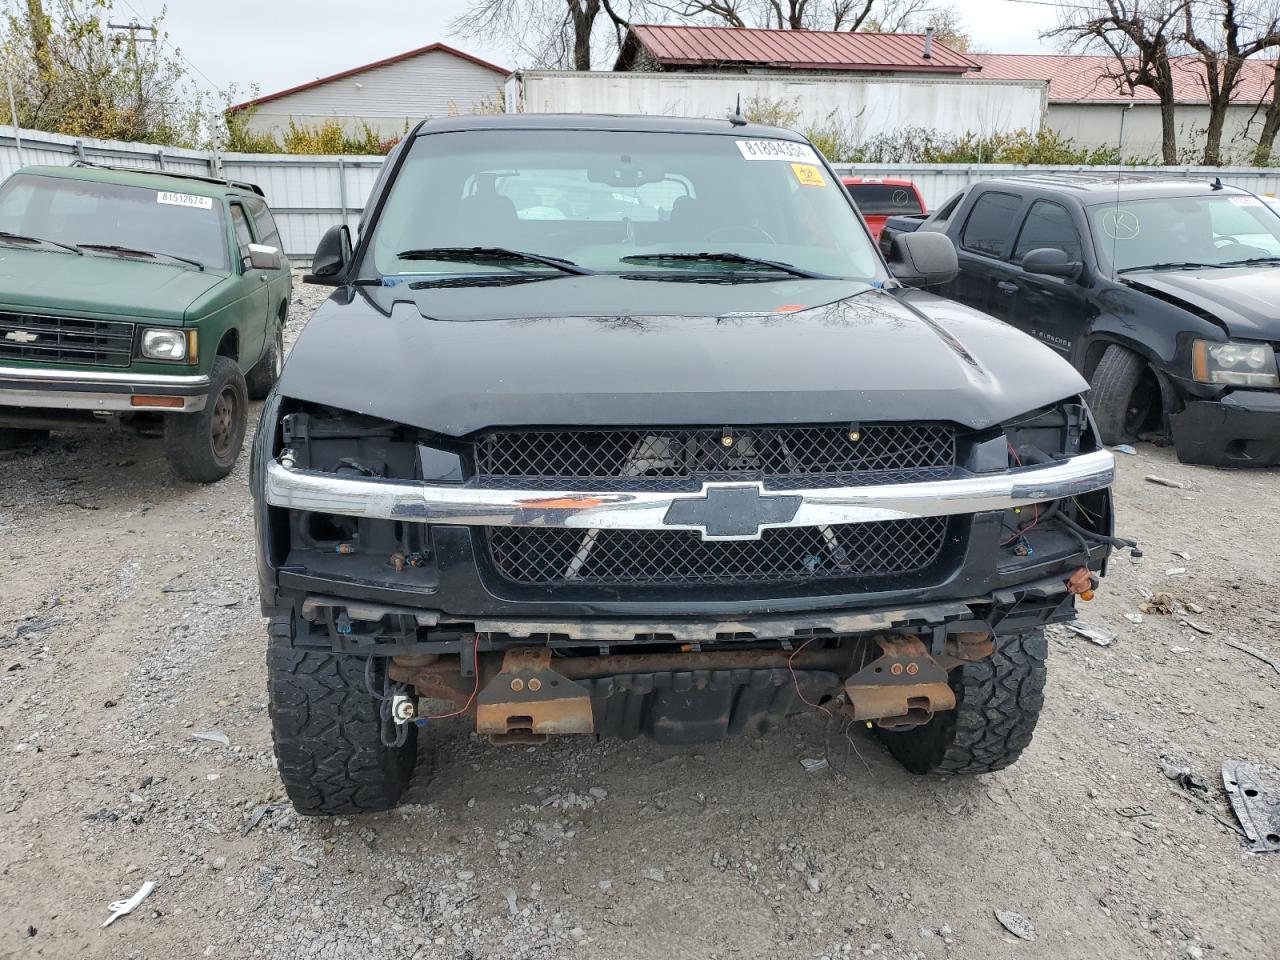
[952,190,1024,322]
[1009,200,1090,359]
[230,201,270,368]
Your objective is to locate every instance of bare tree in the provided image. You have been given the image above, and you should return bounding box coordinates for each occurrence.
[451,0,637,71]
[1180,0,1280,164]
[1253,58,1280,161]
[1048,1,1190,164]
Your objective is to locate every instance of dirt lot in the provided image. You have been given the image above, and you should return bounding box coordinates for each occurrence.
[2,280,1278,960]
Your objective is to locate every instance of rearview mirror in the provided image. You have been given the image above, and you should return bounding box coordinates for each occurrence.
[305,224,352,286]
[1021,247,1082,281]
[886,231,958,287]
[247,243,282,271]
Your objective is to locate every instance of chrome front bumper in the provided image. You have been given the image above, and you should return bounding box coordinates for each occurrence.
[0,365,210,413]
[264,448,1115,542]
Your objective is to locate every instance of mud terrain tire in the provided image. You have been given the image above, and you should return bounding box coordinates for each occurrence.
[267,618,417,815]
[878,629,1047,775]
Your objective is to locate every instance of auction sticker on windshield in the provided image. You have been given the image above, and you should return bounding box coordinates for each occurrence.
[157,191,213,210]
[791,163,826,187]
[736,140,821,163]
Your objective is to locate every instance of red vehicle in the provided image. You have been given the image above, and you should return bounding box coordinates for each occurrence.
[842,177,926,240]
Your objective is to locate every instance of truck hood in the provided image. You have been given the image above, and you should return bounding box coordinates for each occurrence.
[280,276,1087,436]
[1123,267,1280,340]
[0,246,227,320]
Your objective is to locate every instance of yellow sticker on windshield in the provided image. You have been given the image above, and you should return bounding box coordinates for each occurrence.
[791,163,826,188]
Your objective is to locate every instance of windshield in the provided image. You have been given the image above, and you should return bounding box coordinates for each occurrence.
[365,129,885,282]
[0,173,229,270]
[1089,193,1280,272]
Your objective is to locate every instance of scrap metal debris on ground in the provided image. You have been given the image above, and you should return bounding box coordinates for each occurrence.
[1222,761,1280,854]
[1062,620,1115,647]
[1224,639,1280,676]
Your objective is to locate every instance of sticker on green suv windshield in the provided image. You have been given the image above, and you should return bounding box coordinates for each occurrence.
[157,191,213,210]
[735,140,820,163]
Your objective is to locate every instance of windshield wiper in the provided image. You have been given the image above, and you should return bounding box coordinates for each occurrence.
[77,243,204,270]
[619,252,832,280]
[1217,255,1280,267]
[0,230,82,255]
[1117,261,1225,274]
[395,246,593,276]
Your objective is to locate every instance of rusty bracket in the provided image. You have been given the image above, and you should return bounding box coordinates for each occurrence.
[842,636,956,730]
[475,648,594,743]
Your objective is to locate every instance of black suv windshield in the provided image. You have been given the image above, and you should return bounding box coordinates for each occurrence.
[0,173,229,271]
[365,129,884,282]
[1089,193,1280,273]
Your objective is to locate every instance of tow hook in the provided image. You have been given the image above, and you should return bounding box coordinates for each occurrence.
[842,636,956,730]
[390,691,417,725]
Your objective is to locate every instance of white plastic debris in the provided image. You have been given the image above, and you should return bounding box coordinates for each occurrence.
[1113,444,1137,455]
[102,880,156,927]
[800,757,829,773]
[1123,613,1144,624]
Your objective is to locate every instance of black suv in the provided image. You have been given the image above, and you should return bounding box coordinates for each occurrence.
[252,115,1118,815]
[883,174,1280,466]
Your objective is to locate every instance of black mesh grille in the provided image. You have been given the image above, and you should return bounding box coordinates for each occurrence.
[487,517,948,587]
[472,425,956,490]
[0,312,134,367]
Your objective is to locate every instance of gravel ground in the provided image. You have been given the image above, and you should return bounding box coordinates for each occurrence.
[1,276,1278,960]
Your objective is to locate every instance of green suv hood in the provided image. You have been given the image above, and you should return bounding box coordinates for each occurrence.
[0,247,228,320]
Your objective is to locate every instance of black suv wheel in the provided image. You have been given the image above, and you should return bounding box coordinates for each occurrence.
[877,629,1047,775]
[1089,345,1159,444]
[267,616,418,815]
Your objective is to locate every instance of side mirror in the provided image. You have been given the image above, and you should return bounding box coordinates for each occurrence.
[246,243,282,271]
[1021,247,1082,281]
[304,224,352,285]
[886,231,958,287]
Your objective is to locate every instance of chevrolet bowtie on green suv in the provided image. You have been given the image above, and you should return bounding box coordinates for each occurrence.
[0,163,291,482]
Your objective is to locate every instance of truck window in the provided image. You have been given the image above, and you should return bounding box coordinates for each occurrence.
[844,183,923,216]
[245,196,283,250]
[1013,200,1082,262]
[960,191,1021,258]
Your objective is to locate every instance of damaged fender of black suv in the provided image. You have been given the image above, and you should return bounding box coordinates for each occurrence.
[251,115,1117,816]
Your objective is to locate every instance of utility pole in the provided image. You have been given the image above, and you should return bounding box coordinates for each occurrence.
[108,20,156,135]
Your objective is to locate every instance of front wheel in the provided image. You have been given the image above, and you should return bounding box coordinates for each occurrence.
[1089,345,1157,445]
[877,629,1047,775]
[267,617,418,815]
[163,355,247,483]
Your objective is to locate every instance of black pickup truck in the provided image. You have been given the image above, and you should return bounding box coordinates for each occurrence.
[253,115,1118,815]
[881,173,1280,466]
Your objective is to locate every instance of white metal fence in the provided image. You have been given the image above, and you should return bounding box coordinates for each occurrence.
[6,124,1280,260]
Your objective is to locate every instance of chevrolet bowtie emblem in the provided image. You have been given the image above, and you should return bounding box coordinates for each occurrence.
[663,484,802,540]
[4,329,38,344]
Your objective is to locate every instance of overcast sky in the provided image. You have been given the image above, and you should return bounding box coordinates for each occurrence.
[125,0,1062,100]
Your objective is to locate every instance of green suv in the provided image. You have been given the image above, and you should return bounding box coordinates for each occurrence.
[0,163,291,481]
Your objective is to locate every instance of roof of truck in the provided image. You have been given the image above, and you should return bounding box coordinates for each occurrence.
[17,162,263,198]
[413,113,809,140]
[983,172,1253,203]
